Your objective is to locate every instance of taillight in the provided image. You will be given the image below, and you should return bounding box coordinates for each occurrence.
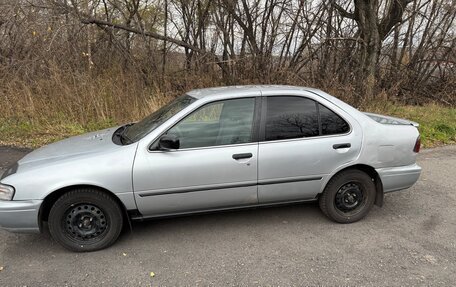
[413,136,421,153]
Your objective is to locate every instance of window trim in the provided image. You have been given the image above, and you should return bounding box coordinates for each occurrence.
[148,97,261,152]
[259,95,352,143]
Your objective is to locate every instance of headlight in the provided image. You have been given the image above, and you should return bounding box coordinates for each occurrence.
[0,183,15,200]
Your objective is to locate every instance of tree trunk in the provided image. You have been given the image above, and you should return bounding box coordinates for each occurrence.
[162,0,168,76]
[354,0,381,99]
[333,0,413,100]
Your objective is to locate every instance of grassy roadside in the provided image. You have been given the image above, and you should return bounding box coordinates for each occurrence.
[0,103,454,149]
[0,119,116,148]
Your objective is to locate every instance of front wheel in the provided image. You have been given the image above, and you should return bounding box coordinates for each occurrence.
[319,170,376,223]
[48,188,123,252]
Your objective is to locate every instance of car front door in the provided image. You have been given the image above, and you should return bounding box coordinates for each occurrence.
[257,95,362,203]
[132,97,260,217]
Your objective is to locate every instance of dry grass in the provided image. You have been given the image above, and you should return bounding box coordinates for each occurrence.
[0,67,454,148]
[2,66,170,124]
[0,65,221,147]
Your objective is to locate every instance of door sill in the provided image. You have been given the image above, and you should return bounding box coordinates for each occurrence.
[131,198,318,221]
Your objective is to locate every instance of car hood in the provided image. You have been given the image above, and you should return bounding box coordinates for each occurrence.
[18,127,120,165]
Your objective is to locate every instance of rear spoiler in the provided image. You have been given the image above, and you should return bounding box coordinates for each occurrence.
[364,112,419,128]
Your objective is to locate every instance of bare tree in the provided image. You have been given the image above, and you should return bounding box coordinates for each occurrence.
[332,0,415,98]
[0,0,454,110]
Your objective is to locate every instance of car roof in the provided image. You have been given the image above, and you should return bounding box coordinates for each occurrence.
[186,85,324,99]
[186,85,363,120]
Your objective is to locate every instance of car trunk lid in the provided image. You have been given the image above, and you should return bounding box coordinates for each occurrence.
[364,112,419,128]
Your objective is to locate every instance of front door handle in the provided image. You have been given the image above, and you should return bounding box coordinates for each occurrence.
[333,143,351,149]
[232,153,253,160]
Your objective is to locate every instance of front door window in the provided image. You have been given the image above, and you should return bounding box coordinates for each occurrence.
[167,98,256,149]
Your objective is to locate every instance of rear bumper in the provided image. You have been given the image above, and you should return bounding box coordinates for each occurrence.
[0,200,42,233]
[376,163,422,193]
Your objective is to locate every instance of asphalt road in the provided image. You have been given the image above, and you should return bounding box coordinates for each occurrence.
[0,146,455,286]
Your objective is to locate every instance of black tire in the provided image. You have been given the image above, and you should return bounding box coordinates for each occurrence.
[319,169,376,223]
[48,188,123,252]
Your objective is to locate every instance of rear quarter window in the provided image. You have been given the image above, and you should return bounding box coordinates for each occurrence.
[319,104,350,135]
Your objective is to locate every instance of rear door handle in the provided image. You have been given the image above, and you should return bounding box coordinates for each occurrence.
[333,143,351,149]
[232,153,253,160]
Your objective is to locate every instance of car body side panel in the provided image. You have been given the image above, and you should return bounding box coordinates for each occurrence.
[360,123,419,168]
[258,134,362,202]
[313,123,421,195]
[376,164,421,193]
[0,200,42,233]
[310,89,420,169]
[257,89,364,201]
[132,90,262,216]
[2,144,138,210]
[135,186,257,216]
[133,144,259,216]
[298,89,421,193]
[257,179,325,203]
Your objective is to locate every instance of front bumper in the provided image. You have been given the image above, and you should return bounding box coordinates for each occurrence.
[376,163,422,193]
[0,200,42,233]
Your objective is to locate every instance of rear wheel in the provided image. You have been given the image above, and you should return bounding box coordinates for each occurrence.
[319,170,376,223]
[48,188,123,252]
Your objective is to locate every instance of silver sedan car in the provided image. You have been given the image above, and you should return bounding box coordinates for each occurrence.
[0,86,422,251]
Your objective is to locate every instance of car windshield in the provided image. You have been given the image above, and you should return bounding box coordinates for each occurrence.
[123,95,196,143]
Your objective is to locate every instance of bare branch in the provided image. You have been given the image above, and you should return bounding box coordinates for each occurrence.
[80,17,205,54]
[332,1,357,20]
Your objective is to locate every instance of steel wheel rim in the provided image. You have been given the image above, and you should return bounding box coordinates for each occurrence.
[334,182,366,215]
[63,203,108,242]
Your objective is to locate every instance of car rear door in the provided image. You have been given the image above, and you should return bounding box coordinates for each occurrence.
[132,97,261,217]
[257,94,362,203]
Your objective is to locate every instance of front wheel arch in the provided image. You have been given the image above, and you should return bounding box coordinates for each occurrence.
[39,185,130,230]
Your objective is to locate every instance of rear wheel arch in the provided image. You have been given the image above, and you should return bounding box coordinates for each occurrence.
[39,185,129,228]
[322,164,384,207]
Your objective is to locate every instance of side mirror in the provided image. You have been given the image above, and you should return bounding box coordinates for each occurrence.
[158,134,180,150]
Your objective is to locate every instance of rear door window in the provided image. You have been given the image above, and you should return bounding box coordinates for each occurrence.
[263,96,350,141]
[265,97,319,141]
